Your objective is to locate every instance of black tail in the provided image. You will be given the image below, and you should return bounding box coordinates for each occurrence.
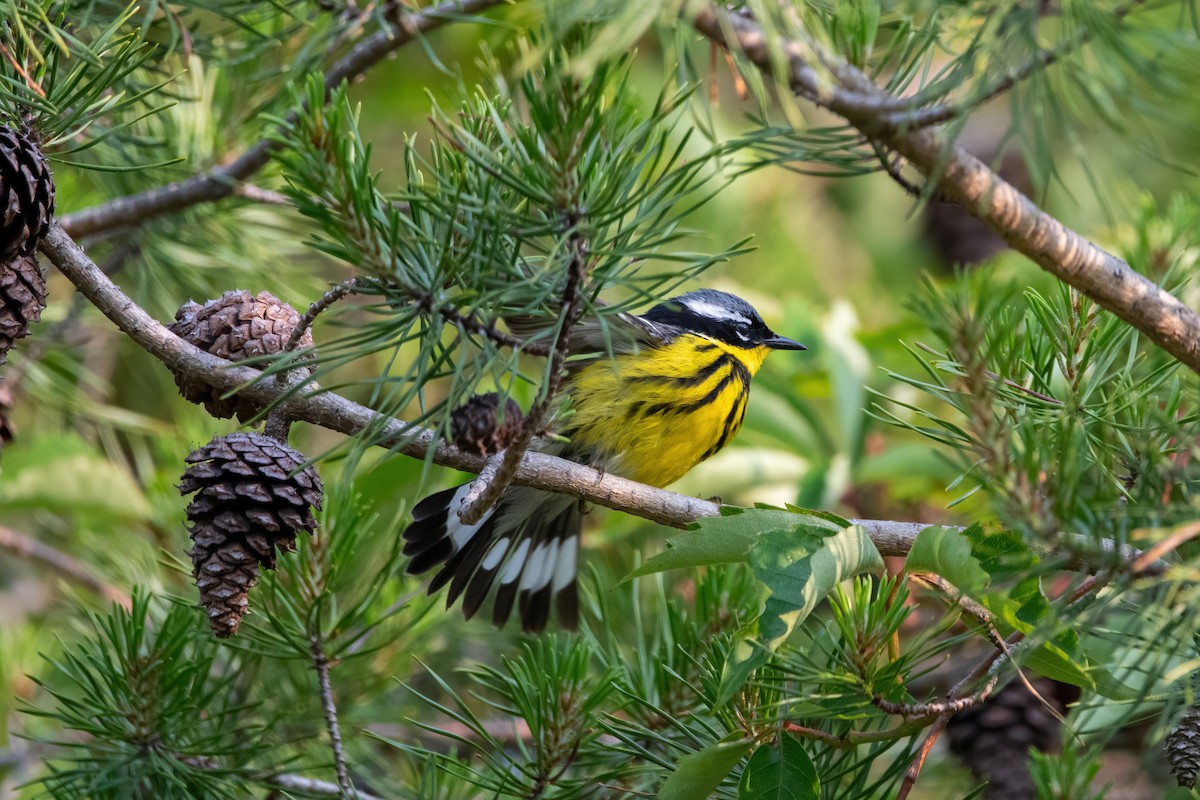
[401,484,581,633]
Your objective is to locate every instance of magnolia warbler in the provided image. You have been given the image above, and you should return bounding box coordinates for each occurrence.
[402,289,806,632]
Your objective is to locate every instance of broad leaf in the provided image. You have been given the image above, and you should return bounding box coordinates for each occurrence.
[738,733,819,800]
[903,526,988,595]
[627,508,838,580]
[718,523,884,704]
[657,737,752,800]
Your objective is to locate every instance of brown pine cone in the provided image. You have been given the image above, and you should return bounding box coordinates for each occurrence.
[0,126,55,263]
[1167,704,1200,788]
[168,290,314,420]
[180,432,323,637]
[449,392,524,455]
[0,254,46,366]
[945,678,1076,799]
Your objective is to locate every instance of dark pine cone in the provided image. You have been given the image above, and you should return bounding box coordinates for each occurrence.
[0,254,46,366]
[450,392,524,455]
[180,432,323,637]
[1167,704,1200,788]
[0,126,55,263]
[168,290,314,420]
[945,678,1076,799]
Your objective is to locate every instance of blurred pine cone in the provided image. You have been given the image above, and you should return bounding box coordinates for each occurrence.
[168,290,313,420]
[922,125,1031,271]
[180,432,323,637]
[0,126,55,263]
[945,678,1075,798]
[1167,704,1200,788]
[450,392,524,455]
[0,254,45,366]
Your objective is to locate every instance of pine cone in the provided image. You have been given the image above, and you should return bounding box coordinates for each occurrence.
[945,678,1075,799]
[0,254,45,365]
[450,392,524,455]
[0,126,55,262]
[1167,704,1200,788]
[168,290,313,420]
[180,432,323,637]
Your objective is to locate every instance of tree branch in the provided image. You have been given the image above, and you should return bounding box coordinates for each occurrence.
[0,525,129,606]
[309,634,353,797]
[692,7,1200,375]
[457,227,589,524]
[58,0,515,239]
[39,221,1167,575]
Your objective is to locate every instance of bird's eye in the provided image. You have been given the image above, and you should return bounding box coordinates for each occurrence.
[734,327,751,341]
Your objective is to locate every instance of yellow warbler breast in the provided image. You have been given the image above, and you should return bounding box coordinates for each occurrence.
[561,335,770,487]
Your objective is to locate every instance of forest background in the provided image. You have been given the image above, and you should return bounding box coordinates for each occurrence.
[2,0,1200,798]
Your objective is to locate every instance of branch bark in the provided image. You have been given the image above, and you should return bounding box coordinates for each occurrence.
[58,0,515,239]
[692,7,1200,375]
[39,221,1168,576]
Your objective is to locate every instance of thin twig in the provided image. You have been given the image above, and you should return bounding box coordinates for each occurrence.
[270,773,379,800]
[895,713,951,800]
[883,0,1152,130]
[38,221,1168,574]
[457,227,588,525]
[782,719,931,749]
[287,278,359,354]
[310,634,354,798]
[0,525,129,606]
[59,0,516,238]
[1131,520,1200,574]
[266,278,359,443]
[908,572,1063,726]
[437,302,550,357]
[872,687,992,718]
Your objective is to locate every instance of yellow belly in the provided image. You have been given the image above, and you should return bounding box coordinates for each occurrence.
[560,336,769,487]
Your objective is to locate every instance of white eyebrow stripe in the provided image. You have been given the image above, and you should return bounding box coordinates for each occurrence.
[683,299,751,326]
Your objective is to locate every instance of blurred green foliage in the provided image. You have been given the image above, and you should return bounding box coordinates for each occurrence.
[3,0,1200,798]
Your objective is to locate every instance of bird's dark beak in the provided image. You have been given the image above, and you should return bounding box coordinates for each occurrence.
[763,335,807,351]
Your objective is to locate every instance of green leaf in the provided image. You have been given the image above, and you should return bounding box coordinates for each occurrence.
[1021,636,1133,700]
[903,526,989,595]
[657,737,753,800]
[718,524,884,704]
[627,508,837,580]
[738,733,819,800]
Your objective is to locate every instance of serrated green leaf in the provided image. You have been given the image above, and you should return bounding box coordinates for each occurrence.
[903,526,989,595]
[718,524,884,704]
[738,733,819,800]
[626,508,839,580]
[961,525,1040,580]
[657,737,752,800]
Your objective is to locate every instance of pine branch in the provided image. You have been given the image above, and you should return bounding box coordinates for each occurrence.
[39,221,1167,575]
[271,773,380,800]
[310,634,353,798]
[457,228,588,525]
[887,0,1153,130]
[58,0,517,239]
[692,6,1200,376]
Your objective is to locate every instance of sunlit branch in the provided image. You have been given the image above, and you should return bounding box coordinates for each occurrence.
[692,6,1200,375]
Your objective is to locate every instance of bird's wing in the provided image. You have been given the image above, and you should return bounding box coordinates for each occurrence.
[505,309,673,356]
